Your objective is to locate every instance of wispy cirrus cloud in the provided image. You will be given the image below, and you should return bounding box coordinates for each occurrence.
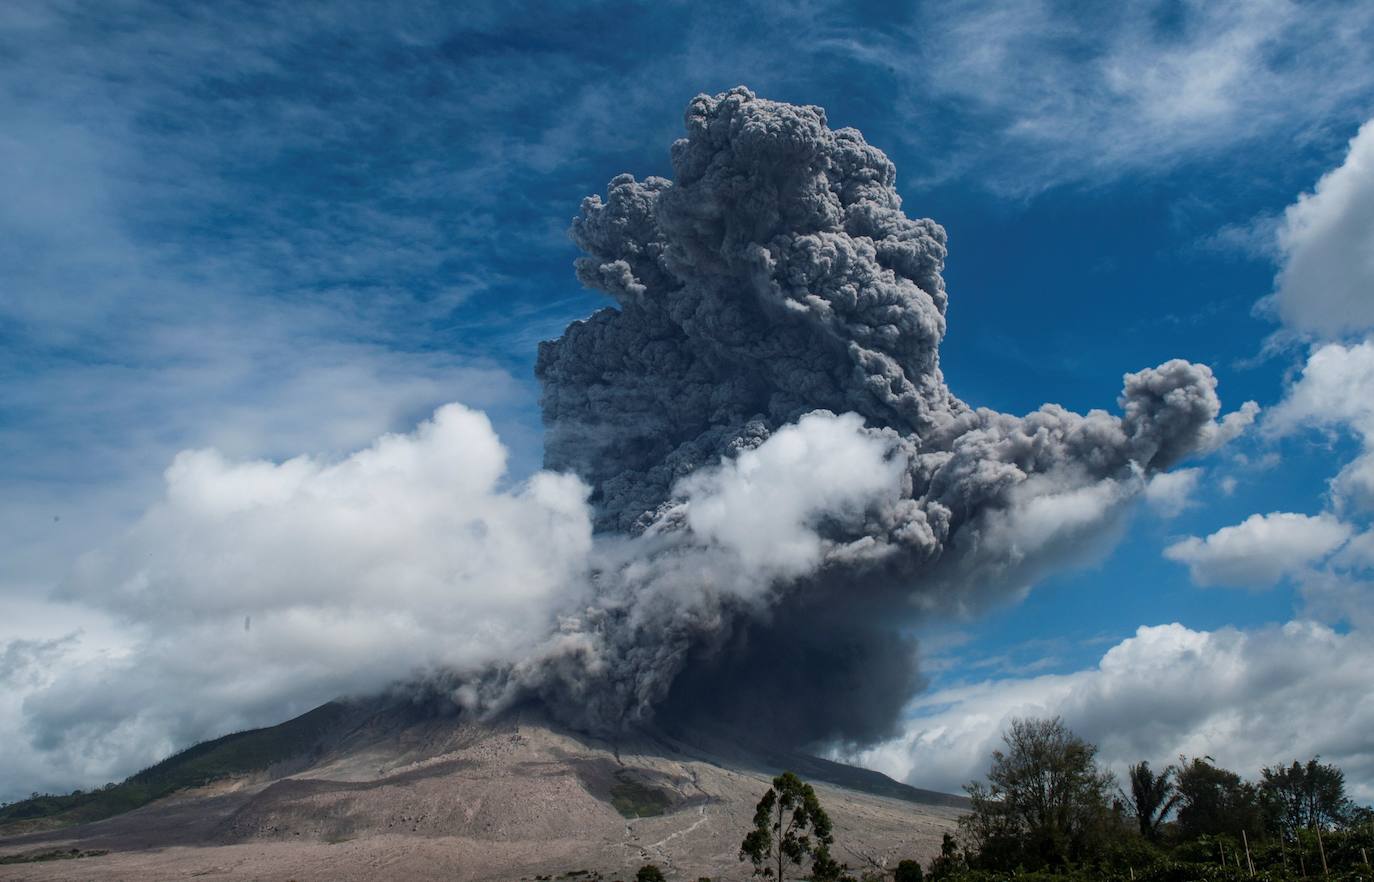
[813,0,1374,193]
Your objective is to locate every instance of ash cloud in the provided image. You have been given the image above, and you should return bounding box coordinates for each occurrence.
[508,87,1248,745]
[9,90,1253,790]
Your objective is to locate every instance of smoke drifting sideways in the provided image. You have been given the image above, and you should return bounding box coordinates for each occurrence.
[459,87,1255,747]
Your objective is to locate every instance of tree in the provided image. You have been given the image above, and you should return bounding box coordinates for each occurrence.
[1174,756,1263,841]
[893,858,924,882]
[739,771,844,881]
[959,716,1116,870]
[1262,758,1352,836]
[635,865,666,882]
[927,833,964,881]
[1121,761,1179,841]
[1346,804,1374,831]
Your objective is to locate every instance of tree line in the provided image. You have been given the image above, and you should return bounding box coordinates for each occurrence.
[948,716,1372,881]
[693,717,1374,881]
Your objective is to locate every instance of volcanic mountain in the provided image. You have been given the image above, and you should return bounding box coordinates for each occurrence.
[0,698,966,881]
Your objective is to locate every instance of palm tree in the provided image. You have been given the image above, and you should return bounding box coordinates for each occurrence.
[1122,761,1180,841]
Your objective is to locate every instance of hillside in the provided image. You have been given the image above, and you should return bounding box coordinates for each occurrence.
[0,699,965,880]
[0,701,352,834]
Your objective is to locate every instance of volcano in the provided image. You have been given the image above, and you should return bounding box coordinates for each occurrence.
[0,698,966,881]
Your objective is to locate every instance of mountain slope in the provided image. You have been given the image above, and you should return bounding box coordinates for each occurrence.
[0,701,352,834]
[0,699,966,881]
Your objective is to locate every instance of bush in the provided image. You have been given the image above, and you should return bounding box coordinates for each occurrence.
[635,864,666,882]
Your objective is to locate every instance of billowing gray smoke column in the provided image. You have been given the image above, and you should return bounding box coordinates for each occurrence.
[498,88,1243,747]
[539,87,961,533]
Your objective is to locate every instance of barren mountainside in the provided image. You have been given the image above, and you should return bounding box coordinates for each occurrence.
[0,699,965,881]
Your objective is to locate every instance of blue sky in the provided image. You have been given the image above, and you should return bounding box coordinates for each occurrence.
[3,0,1374,802]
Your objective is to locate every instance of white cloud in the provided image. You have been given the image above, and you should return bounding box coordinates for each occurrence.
[1332,452,1374,513]
[65,404,593,627]
[1334,529,1374,572]
[1250,115,1374,536]
[1266,339,1374,512]
[1267,339,1374,436]
[678,412,906,580]
[1,407,923,803]
[1297,574,1374,636]
[980,474,1136,571]
[1163,512,1352,587]
[1144,467,1202,518]
[857,511,1374,802]
[1,404,594,802]
[1250,113,1374,522]
[0,89,540,662]
[852,620,1374,803]
[1266,120,1374,338]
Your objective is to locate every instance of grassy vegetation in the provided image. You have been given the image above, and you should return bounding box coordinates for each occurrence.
[923,827,1374,882]
[0,847,109,865]
[608,771,673,818]
[0,701,349,832]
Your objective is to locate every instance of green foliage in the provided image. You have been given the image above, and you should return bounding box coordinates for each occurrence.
[1123,761,1179,841]
[0,701,347,832]
[609,774,672,818]
[1261,757,1352,836]
[925,742,1373,882]
[928,832,965,881]
[1346,803,1374,830]
[1174,756,1264,841]
[635,864,666,882]
[959,717,1117,871]
[739,771,847,881]
[717,723,1372,882]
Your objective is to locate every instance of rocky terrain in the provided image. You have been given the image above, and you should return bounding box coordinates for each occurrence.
[0,701,964,881]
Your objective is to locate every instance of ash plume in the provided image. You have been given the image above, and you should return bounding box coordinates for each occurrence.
[472,87,1247,746]
[26,89,1253,782]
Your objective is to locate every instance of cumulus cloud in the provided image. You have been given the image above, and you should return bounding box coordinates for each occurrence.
[1335,529,1374,572]
[3,405,593,793]
[675,412,907,580]
[5,405,917,793]
[1164,512,1353,587]
[1254,121,1374,520]
[851,620,1374,804]
[1144,468,1202,518]
[1266,120,1374,338]
[66,403,593,638]
[1266,338,1374,513]
[1267,339,1374,436]
[1332,454,1374,514]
